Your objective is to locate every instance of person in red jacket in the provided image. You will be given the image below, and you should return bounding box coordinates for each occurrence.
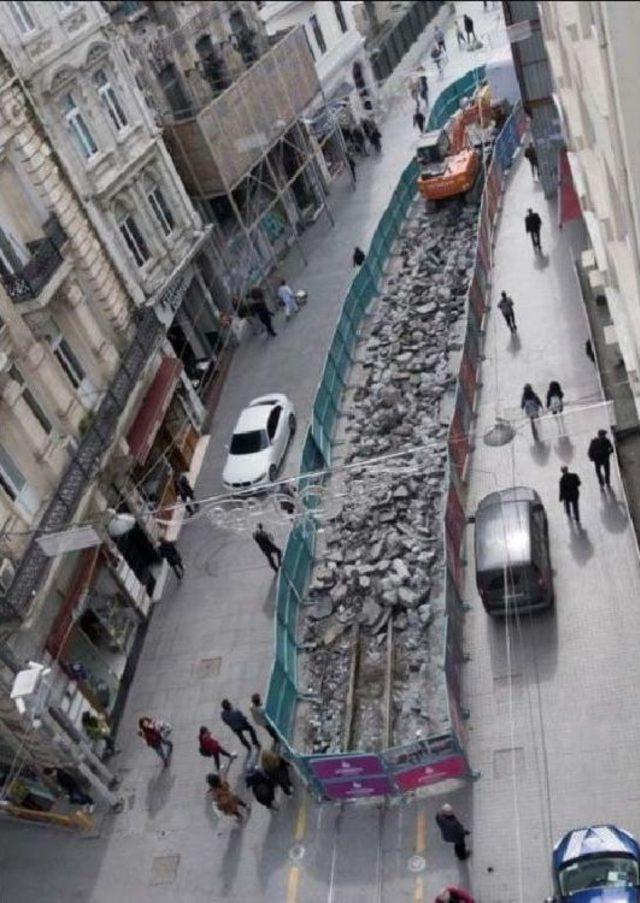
[198,726,237,771]
[435,887,475,903]
[138,716,173,766]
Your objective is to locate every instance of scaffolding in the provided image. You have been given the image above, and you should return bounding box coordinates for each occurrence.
[159,26,352,297]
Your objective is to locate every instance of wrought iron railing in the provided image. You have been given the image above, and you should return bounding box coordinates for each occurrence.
[0,307,164,621]
[2,238,64,302]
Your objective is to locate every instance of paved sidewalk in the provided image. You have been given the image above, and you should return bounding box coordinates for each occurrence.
[0,4,508,901]
[460,156,640,900]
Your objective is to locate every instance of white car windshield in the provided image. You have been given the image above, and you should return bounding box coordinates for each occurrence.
[230,430,269,455]
[559,856,639,894]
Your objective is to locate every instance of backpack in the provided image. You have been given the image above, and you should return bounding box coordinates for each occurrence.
[523,398,539,417]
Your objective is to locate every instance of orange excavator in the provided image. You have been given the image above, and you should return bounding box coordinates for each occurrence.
[416,88,500,206]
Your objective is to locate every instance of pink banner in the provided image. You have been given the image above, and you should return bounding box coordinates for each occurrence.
[469,275,485,323]
[393,756,468,791]
[445,486,465,557]
[459,351,477,411]
[448,407,469,476]
[309,754,384,780]
[322,775,393,799]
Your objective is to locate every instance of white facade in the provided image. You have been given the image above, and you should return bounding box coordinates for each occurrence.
[540,0,640,411]
[259,1,377,118]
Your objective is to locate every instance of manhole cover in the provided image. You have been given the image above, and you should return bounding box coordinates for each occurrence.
[195,657,221,678]
[407,855,426,873]
[289,843,306,863]
[150,854,180,886]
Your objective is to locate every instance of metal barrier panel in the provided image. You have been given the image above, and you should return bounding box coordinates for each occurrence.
[304,753,392,800]
[383,733,467,792]
[448,392,471,478]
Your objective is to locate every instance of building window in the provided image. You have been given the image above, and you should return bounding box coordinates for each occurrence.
[50,334,85,390]
[333,1,348,34]
[158,63,193,120]
[147,186,175,236]
[9,365,52,435]
[0,442,26,502]
[119,214,150,267]
[8,1,35,35]
[62,93,98,159]
[94,70,128,132]
[309,14,327,54]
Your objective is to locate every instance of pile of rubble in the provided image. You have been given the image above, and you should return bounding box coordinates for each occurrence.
[297,204,479,755]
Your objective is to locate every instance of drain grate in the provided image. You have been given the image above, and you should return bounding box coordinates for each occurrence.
[195,656,222,678]
[150,854,180,886]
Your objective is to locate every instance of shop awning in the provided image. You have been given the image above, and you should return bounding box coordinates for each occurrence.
[46,547,100,659]
[126,356,183,465]
[558,149,582,228]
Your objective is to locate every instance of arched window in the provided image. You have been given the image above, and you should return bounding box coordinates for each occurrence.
[115,202,150,267]
[62,93,98,159]
[94,69,128,132]
[143,175,175,237]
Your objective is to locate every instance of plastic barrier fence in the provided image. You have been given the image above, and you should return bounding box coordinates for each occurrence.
[265,73,526,801]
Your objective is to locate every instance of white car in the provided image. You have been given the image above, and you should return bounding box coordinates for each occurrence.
[222,394,296,490]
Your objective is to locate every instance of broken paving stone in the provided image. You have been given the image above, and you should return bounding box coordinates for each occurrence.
[398,587,420,608]
[359,599,382,628]
[308,597,334,620]
[330,583,348,604]
[323,622,350,647]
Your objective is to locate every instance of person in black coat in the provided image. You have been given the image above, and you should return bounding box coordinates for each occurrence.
[436,804,470,859]
[559,466,581,523]
[413,108,425,133]
[175,473,198,515]
[588,429,614,489]
[245,766,278,811]
[546,380,564,413]
[158,540,184,580]
[248,286,277,338]
[525,208,542,251]
[353,246,365,267]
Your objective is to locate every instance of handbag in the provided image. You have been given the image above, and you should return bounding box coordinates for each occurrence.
[156,719,173,740]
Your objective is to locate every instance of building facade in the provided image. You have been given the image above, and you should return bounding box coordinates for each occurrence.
[259,1,377,121]
[539,0,640,413]
[0,0,233,818]
[111,1,343,299]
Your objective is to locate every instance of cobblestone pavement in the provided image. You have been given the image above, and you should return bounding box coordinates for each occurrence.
[0,5,516,902]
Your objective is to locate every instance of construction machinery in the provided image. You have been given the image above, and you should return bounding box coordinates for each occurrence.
[416,86,503,206]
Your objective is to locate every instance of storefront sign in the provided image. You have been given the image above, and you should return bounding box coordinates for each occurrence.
[393,756,468,792]
[309,754,384,780]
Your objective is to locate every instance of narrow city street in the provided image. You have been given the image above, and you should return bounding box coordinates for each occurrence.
[8,4,629,902]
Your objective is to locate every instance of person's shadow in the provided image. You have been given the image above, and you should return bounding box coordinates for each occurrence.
[569,522,594,564]
[220,824,246,895]
[601,488,628,533]
[555,435,574,462]
[530,439,551,466]
[145,768,175,818]
[534,252,550,270]
[507,331,521,356]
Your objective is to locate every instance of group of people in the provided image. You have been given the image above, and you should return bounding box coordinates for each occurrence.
[138,694,292,824]
[342,118,382,160]
[520,381,565,440]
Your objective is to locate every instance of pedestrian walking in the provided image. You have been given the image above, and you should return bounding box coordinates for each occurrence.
[82,710,118,757]
[455,21,467,48]
[368,123,382,154]
[435,803,470,860]
[498,290,516,332]
[353,246,365,267]
[245,765,278,811]
[588,428,614,489]
[524,141,539,179]
[248,286,277,337]
[158,539,184,581]
[413,107,425,133]
[525,208,542,251]
[521,383,543,440]
[434,26,446,53]
[206,773,248,823]
[463,13,476,41]
[250,692,279,744]
[261,749,293,796]
[220,699,261,751]
[252,523,282,572]
[175,472,198,515]
[418,73,429,105]
[138,716,173,766]
[546,380,564,414]
[431,45,443,76]
[586,338,596,364]
[277,280,299,320]
[198,726,237,771]
[436,888,476,903]
[559,466,581,524]
[347,154,356,183]
[43,767,94,810]
[277,480,296,515]
[352,125,367,156]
